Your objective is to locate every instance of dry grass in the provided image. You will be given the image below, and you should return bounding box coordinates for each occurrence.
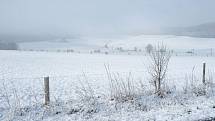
[105,65,141,102]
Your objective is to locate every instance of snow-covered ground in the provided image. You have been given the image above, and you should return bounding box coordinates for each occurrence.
[1,35,215,121]
[0,50,215,121]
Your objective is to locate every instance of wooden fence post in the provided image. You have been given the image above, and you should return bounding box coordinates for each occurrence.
[203,62,206,85]
[44,76,50,105]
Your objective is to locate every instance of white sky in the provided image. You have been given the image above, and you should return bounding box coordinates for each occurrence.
[0,0,215,39]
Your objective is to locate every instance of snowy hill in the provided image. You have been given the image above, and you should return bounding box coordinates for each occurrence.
[166,22,215,38]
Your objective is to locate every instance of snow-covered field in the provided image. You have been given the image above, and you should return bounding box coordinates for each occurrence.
[1,35,215,121]
[0,50,215,121]
[19,35,215,56]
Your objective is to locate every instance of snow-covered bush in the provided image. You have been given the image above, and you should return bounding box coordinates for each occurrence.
[184,69,215,96]
[72,75,100,115]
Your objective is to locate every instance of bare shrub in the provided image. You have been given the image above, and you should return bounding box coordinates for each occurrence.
[1,82,23,121]
[105,65,140,102]
[72,74,99,114]
[183,67,197,95]
[148,43,171,96]
[75,75,96,102]
[205,71,215,96]
[1,82,11,108]
[184,68,215,96]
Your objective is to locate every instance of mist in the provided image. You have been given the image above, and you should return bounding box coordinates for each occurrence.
[1,0,215,41]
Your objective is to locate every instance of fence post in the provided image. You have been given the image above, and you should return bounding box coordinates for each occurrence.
[44,76,50,105]
[202,62,206,85]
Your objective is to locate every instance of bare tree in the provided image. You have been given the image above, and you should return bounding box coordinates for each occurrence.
[148,44,171,96]
[145,44,153,54]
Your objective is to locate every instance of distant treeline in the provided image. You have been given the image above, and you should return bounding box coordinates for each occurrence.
[0,42,19,50]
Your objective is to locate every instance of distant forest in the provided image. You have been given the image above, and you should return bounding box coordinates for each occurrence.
[0,41,18,50]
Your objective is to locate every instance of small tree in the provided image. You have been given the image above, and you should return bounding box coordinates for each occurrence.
[145,44,153,54]
[148,44,171,96]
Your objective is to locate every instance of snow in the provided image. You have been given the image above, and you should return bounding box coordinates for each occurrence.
[19,35,215,55]
[1,35,215,120]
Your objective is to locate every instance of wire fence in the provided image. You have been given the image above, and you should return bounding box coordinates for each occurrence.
[18,48,215,57]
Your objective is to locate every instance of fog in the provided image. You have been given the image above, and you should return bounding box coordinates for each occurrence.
[1,0,215,41]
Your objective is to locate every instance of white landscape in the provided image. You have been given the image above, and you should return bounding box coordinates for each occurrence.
[1,35,215,121]
[1,0,215,120]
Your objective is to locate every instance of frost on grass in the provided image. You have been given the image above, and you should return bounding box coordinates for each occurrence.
[71,74,101,115]
[105,65,142,102]
[1,71,215,121]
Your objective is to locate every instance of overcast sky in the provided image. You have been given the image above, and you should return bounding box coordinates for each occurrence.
[0,0,215,40]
